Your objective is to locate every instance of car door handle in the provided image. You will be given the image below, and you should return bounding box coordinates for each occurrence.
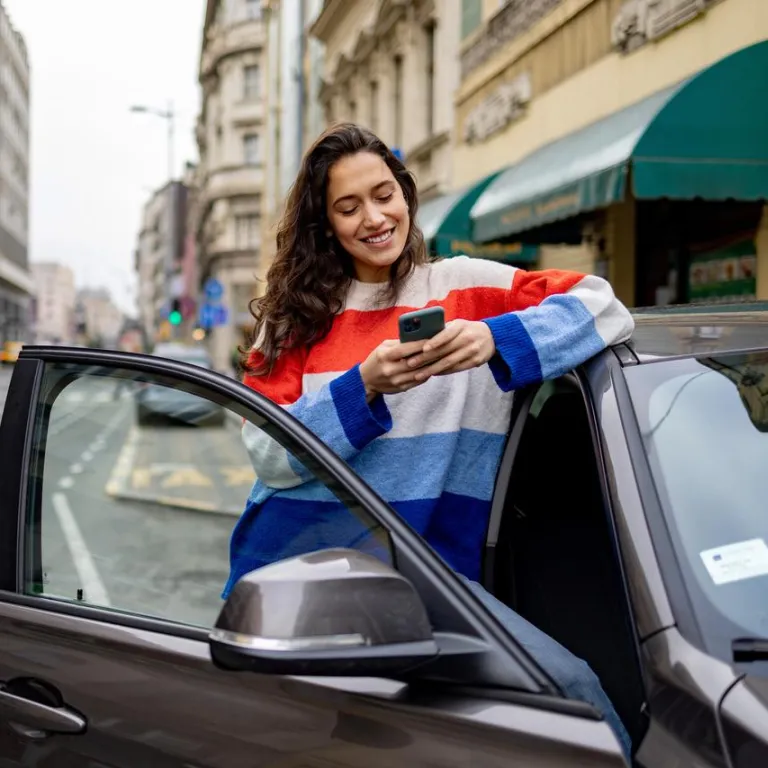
[0,687,86,735]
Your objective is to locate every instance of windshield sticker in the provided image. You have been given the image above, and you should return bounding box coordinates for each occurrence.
[700,539,768,586]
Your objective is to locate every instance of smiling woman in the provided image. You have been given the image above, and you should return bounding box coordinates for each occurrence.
[233,123,636,756]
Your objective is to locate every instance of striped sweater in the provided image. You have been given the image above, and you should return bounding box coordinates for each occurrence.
[224,257,634,597]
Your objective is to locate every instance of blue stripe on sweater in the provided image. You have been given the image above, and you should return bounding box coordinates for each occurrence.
[329,364,392,449]
[279,366,391,479]
[223,491,490,598]
[250,429,506,505]
[485,293,604,388]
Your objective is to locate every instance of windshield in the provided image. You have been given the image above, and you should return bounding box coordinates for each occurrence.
[625,352,768,653]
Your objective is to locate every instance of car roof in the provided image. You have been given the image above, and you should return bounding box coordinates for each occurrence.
[628,302,768,361]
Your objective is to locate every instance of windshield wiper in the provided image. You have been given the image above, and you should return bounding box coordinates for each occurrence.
[732,638,768,662]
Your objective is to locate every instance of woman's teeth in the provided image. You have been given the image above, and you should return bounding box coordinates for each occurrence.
[363,229,393,244]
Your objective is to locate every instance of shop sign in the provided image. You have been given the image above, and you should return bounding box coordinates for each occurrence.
[448,239,539,264]
[463,73,532,144]
[612,0,711,54]
[688,236,757,304]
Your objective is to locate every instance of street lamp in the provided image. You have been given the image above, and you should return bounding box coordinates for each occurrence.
[130,101,175,182]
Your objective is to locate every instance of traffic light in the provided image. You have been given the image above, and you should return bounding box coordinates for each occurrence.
[168,298,182,326]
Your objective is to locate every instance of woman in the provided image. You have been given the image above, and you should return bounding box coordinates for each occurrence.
[227,123,634,756]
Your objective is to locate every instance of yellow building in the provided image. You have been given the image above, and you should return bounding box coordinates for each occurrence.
[432,0,768,307]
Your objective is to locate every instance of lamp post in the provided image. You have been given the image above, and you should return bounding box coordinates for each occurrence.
[129,101,175,182]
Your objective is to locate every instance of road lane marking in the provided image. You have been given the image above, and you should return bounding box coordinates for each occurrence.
[104,426,139,497]
[70,464,84,475]
[59,477,74,489]
[81,451,93,462]
[52,492,111,607]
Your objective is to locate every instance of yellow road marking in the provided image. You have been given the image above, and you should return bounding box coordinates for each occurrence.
[220,467,255,486]
[161,468,213,488]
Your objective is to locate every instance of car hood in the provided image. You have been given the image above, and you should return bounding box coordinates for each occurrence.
[719,673,768,765]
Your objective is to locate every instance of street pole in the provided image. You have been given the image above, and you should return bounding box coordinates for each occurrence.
[167,99,175,181]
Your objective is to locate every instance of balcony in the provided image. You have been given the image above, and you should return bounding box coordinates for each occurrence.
[202,165,264,205]
[460,0,562,80]
[201,19,265,79]
[231,99,264,126]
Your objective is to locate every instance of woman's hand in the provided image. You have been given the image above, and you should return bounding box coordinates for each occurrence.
[406,320,496,380]
[359,339,432,401]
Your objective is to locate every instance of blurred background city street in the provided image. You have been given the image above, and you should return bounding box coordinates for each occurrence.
[1,0,768,626]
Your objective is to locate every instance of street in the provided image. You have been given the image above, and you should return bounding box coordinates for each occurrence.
[0,367,253,628]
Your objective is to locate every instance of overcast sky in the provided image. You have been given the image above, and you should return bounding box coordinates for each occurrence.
[5,0,207,315]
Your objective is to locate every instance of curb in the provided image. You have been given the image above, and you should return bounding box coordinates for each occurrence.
[105,484,241,517]
[104,424,243,518]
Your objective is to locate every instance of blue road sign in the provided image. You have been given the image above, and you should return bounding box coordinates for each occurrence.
[203,278,224,301]
[199,302,229,329]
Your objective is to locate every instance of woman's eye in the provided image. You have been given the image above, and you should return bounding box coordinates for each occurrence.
[378,193,393,203]
[340,207,358,216]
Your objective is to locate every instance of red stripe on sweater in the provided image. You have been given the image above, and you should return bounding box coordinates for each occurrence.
[307,285,511,372]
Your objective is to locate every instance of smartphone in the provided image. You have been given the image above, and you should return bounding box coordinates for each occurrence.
[398,306,445,344]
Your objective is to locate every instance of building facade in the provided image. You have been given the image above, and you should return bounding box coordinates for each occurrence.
[30,263,76,345]
[436,0,768,307]
[0,2,31,343]
[258,0,325,286]
[135,181,188,345]
[196,0,266,371]
[310,0,461,202]
[75,288,124,349]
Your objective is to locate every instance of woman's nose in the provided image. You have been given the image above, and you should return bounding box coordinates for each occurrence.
[362,202,386,228]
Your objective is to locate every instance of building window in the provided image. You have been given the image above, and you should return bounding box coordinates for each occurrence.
[393,55,403,149]
[243,64,260,100]
[369,81,378,132]
[243,133,259,165]
[245,0,261,20]
[348,99,357,122]
[235,214,259,249]
[461,0,482,39]
[425,22,436,137]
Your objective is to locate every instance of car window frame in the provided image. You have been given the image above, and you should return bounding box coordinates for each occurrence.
[485,364,645,663]
[0,345,557,695]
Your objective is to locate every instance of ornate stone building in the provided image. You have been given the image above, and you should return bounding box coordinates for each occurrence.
[196,0,266,371]
[310,0,460,201]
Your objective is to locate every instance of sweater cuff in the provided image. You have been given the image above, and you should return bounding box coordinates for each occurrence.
[330,365,393,450]
[483,314,543,391]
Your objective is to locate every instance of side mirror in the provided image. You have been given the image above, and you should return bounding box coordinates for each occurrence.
[209,548,438,677]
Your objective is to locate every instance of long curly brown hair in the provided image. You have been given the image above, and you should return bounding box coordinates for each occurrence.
[245,123,428,375]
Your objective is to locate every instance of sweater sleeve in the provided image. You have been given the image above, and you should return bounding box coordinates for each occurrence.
[482,268,635,391]
[241,346,393,489]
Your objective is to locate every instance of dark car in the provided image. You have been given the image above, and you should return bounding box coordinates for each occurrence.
[135,343,227,427]
[0,305,766,767]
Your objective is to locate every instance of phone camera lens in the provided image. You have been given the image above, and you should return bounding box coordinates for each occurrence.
[411,317,421,330]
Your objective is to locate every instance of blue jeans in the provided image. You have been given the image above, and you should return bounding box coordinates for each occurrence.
[465,580,632,762]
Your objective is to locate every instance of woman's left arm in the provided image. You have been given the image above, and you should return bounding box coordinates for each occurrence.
[407,267,635,390]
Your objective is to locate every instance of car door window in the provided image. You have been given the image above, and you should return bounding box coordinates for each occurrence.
[23,361,392,628]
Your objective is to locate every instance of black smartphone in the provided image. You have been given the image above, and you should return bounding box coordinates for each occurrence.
[398,307,445,344]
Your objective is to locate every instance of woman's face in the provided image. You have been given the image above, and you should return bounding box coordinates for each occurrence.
[325,151,410,283]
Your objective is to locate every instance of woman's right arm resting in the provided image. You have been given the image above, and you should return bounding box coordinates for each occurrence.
[242,347,392,489]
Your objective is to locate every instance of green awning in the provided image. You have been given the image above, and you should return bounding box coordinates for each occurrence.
[418,172,501,256]
[471,40,768,242]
